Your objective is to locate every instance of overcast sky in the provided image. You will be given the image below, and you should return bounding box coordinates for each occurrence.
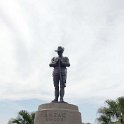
[0,0,124,123]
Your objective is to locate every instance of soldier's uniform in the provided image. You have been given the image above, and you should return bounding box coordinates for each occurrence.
[49,47,70,102]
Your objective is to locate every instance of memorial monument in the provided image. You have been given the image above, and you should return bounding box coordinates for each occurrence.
[49,46,70,103]
[34,46,82,124]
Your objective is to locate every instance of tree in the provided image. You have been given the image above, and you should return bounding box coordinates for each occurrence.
[8,110,35,124]
[97,97,124,124]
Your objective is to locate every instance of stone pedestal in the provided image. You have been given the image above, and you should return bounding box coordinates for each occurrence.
[34,103,82,124]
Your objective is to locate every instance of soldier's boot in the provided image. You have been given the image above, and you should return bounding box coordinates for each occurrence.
[60,88,65,102]
[52,87,59,102]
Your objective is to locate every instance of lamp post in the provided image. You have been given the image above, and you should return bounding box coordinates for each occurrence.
[120,112,123,124]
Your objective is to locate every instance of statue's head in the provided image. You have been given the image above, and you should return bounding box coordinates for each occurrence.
[55,46,64,56]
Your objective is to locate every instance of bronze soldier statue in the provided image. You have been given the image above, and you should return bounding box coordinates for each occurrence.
[49,46,70,103]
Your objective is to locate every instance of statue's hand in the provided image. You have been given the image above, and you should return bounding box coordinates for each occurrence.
[58,58,62,61]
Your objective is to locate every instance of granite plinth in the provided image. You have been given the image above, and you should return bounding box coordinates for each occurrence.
[34,103,82,124]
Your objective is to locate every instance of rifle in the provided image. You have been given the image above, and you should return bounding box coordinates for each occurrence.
[58,57,63,85]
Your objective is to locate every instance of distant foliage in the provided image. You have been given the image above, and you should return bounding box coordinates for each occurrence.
[97,97,124,124]
[8,110,35,124]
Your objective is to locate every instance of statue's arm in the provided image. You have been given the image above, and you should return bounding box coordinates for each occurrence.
[49,57,57,67]
[61,57,70,67]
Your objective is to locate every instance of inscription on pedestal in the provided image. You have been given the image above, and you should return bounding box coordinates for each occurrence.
[41,112,66,122]
[34,103,82,124]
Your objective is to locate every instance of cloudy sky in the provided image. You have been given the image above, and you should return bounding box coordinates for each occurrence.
[0,0,124,123]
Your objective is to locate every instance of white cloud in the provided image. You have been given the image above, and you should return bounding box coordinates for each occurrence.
[0,0,124,105]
